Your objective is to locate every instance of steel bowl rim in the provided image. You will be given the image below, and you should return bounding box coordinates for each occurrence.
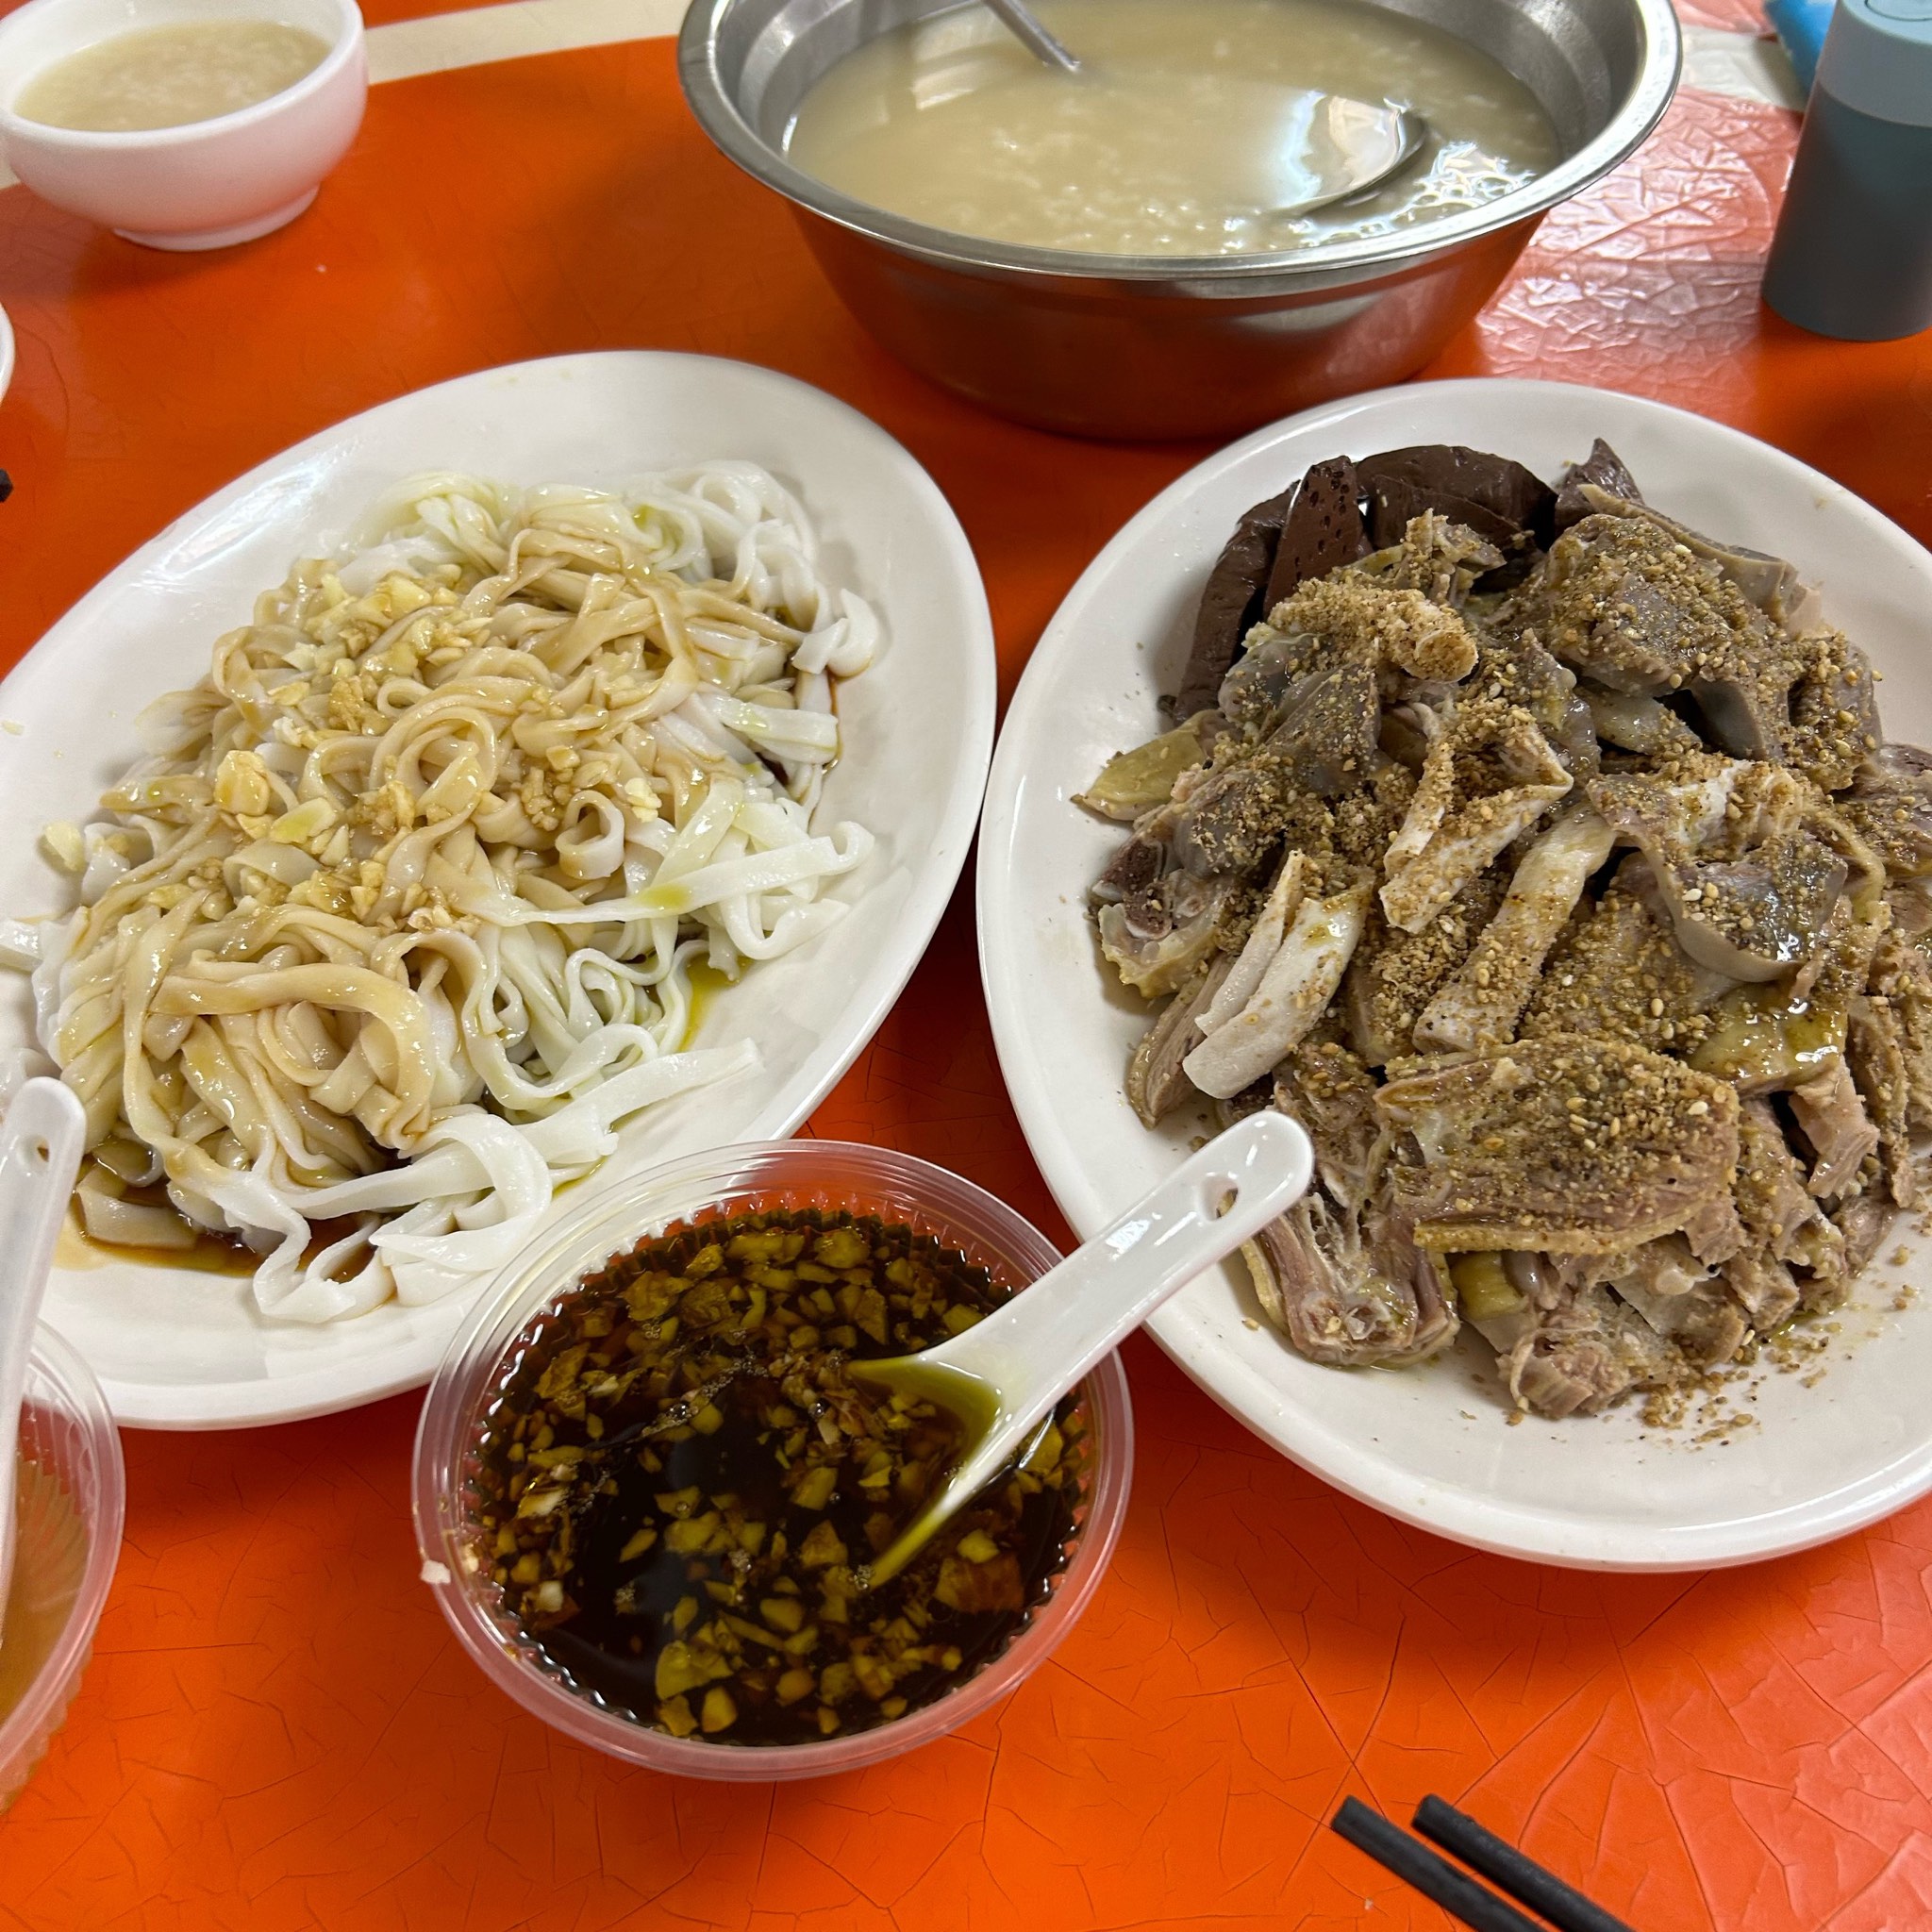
[677,0,1682,287]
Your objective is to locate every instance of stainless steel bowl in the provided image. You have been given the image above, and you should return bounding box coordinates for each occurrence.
[679,0,1680,440]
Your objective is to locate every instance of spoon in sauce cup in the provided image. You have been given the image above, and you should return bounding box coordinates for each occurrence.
[0,1079,88,1654]
[972,0,1429,218]
[853,1108,1312,1588]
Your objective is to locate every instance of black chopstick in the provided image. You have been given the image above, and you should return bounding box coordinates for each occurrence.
[1414,1795,1637,1932]
[1330,1798,1546,1932]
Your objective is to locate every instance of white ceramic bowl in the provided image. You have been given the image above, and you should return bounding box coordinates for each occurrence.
[0,305,14,406]
[0,0,366,249]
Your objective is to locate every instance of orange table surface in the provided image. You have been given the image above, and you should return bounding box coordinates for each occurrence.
[5,32,1932,1932]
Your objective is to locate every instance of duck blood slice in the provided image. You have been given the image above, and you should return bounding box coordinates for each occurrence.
[1173,484,1296,719]
[1262,457,1371,609]
[1555,437,1644,531]
[1356,444,1557,550]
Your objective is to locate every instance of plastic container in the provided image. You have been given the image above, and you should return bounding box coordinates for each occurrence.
[413,1141,1134,1781]
[0,1324,125,1812]
[1761,0,1932,341]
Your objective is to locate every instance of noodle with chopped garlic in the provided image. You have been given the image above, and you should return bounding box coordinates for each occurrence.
[2,467,876,1323]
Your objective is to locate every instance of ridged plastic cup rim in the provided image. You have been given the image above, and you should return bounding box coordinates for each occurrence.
[1,1322,125,1799]
[411,1139,1135,1781]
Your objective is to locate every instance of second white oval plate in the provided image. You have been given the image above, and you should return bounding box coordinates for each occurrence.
[2,353,993,1427]
[980,377,1932,1571]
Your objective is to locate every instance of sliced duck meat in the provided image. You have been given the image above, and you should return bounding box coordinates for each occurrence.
[1414,807,1615,1052]
[1599,1235,1749,1367]
[1563,484,1824,634]
[1846,993,1916,1207]
[1553,439,1643,532]
[1536,513,1803,760]
[1790,1058,1880,1197]
[1502,1279,1681,1418]
[1867,929,1932,1128]
[1356,445,1557,553]
[1380,700,1573,932]
[1098,872,1231,997]
[1589,764,1846,982]
[1184,874,1374,1098]
[1174,485,1296,720]
[1579,684,1705,758]
[1784,633,1881,792]
[1274,1038,1385,1211]
[1242,1175,1457,1367]
[1075,719,1208,823]
[1125,956,1232,1128]
[1375,1035,1739,1255]
[1724,1248,1801,1330]
[1680,1188,1746,1266]
[1841,743,1932,878]
[1827,1192,1892,1288]
[1170,674,1379,882]
[1260,458,1371,610]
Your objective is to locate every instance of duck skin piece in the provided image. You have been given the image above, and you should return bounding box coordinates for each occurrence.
[1374,1035,1739,1255]
[1379,700,1573,932]
[1098,872,1230,997]
[1184,874,1374,1099]
[1242,1175,1457,1368]
[1415,807,1615,1052]
[1343,867,1508,1067]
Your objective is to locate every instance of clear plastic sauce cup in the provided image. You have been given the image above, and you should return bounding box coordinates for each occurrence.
[413,1140,1134,1780]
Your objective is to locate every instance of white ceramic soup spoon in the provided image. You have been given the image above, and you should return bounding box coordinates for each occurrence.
[0,1078,88,1651]
[854,1107,1312,1586]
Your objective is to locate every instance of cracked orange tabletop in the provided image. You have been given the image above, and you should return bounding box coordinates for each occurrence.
[4,19,1932,1932]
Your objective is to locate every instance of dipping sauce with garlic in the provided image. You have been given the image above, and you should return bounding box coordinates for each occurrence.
[14,20,330,133]
[786,0,1558,257]
[472,1208,1088,1746]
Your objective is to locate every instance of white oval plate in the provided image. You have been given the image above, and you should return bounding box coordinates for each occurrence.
[1,352,993,1428]
[980,377,1932,1572]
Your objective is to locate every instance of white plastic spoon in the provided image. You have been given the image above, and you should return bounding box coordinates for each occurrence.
[0,1078,88,1650]
[854,1108,1312,1587]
